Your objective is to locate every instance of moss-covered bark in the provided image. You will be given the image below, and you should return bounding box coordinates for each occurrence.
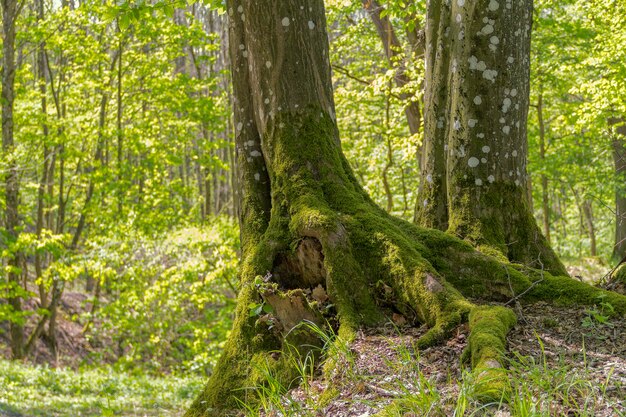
[416,0,566,276]
[186,1,626,415]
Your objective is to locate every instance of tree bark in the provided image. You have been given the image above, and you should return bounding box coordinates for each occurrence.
[2,0,24,360]
[362,0,422,139]
[537,91,551,243]
[610,117,626,260]
[186,2,624,415]
[415,0,565,275]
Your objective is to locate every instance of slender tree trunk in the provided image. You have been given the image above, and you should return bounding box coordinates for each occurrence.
[610,117,626,260]
[2,0,24,360]
[116,28,124,215]
[537,92,551,243]
[416,0,565,275]
[362,0,422,139]
[582,199,597,257]
[35,0,50,310]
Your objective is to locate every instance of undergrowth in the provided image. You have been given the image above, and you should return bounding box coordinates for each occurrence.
[0,359,203,416]
[237,322,625,417]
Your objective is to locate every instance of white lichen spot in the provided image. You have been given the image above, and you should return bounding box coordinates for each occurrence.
[483,69,497,82]
[264,98,270,104]
[490,36,499,44]
[477,61,487,71]
[236,122,243,131]
[488,0,499,11]
[503,125,510,134]
[250,150,261,157]
[507,56,515,64]
[247,140,254,147]
[423,199,428,207]
[458,30,465,40]
[456,13,462,23]
[502,97,512,112]
[426,174,433,183]
[512,150,518,157]
[483,17,489,23]
[510,88,518,97]
[481,158,487,163]
[240,14,245,22]
[477,133,485,138]
[265,61,272,69]
[242,51,248,58]
[474,96,483,105]
[308,21,315,30]
[488,175,495,183]
[515,179,520,186]
[237,5,243,13]
[482,24,494,34]
[437,118,444,129]
[458,0,465,5]
[254,173,260,181]
[239,44,245,50]
[468,119,478,128]
[499,117,506,123]
[468,157,480,168]
[282,17,290,26]
[482,145,491,153]
[475,178,483,186]
[454,119,461,130]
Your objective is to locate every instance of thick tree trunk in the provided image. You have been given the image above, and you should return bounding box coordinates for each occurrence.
[415,0,565,275]
[187,2,624,415]
[610,118,626,260]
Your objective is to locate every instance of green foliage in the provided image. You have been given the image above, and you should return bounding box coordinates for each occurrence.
[79,217,239,375]
[0,358,203,416]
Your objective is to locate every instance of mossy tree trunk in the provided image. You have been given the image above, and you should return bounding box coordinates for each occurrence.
[186,1,626,415]
[415,0,566,276]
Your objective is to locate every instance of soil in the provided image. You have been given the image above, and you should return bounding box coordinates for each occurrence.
[259,302,626,416]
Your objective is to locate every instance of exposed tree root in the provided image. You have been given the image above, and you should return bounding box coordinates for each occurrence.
[185,110,626,416]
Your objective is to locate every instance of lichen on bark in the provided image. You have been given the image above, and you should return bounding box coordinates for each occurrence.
[186,1,626,415]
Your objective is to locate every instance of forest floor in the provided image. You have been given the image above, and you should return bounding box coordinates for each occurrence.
[1,259,625,416]
[256,301,625,417]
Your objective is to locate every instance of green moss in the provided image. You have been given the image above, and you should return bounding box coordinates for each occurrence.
[190,106,595,415]
[466,305,517,402]
[527,273,626,315]
[446,180,567,277]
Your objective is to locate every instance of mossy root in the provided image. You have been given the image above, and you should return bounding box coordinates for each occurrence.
[464,305,517,402]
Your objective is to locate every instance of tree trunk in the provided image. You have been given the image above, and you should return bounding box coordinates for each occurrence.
[582,199,597,257]
[2,0,24,360]
[186,2,625,415]
[537,92,551,243]
[362,0,422,139]
[610,117,626,261]
[415,0,565,275]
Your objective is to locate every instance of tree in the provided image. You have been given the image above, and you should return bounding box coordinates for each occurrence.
[414,0,566,275]
[2,0,25,359]
[186,1,626,415]
[611,118,626,260]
